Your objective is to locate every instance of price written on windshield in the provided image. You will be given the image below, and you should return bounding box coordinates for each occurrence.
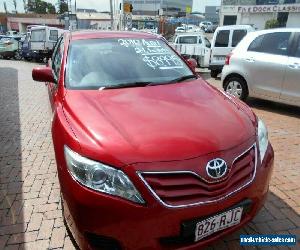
[118,39,184,70]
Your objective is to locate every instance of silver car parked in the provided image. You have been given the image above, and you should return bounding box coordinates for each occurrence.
[221,28,300,107]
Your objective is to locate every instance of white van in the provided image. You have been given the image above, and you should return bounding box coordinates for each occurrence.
[172,32,211,67]
[29,26,64,61]
[209,25,255,78]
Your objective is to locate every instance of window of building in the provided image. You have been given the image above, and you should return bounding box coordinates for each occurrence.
[232,29,247,47]
[223,15,237,25]
[256,0,279,5]
[215,30,230,47]
[277,12,289,27]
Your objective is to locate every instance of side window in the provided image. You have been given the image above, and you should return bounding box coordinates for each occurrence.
[178,36,197,44]
[198,37,202,44]
[205,37,211,48]
[260,32,291,56]
[215,30,230,47]
[249,32,291,56]
[232,29,247,47]
[49,30,58,41]
[52,38,64,79]
[248,34,264,52]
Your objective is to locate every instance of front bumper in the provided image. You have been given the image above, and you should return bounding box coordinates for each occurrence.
[60,144,274,250]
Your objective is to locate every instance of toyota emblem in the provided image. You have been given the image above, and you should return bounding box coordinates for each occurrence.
[206,158,228,179]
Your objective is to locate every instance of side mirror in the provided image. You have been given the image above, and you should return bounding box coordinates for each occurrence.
[32,67,55,83]
[186,58,197,71]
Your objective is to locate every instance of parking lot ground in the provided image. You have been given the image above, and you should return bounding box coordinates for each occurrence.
[0,60,299,249]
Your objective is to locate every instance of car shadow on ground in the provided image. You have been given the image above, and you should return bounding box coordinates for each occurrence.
[246,98,300,119]
[0,67,25,245]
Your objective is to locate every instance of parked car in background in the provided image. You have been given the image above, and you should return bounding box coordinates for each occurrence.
[0,36,22,59]
[200,21,216,33]
[6,30,19,36]
[222,28,300,107]
[175,26,185,33]
[32,30,274,250]
[176,25,202,33]
[29,26,64,62]
[172,32,211,67]
[210,25,255,78]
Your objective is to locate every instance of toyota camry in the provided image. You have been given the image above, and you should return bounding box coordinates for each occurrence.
[32,31,274,250]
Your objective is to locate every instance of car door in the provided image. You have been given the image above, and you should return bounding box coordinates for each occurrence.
[280,33,300,105]
[244,31,292,99]
[200,36,211,67]
[48,37,64,111]
[210,29,231,66]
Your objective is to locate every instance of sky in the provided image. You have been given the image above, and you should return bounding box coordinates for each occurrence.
[0,0,221,13]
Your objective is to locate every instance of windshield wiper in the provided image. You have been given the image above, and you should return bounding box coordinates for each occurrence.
[101,75,197,90]
[148,75,197,86]
[101,81,153,90]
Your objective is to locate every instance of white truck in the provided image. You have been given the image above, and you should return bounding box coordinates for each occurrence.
[171,32,211,68]
[29,26,64,62]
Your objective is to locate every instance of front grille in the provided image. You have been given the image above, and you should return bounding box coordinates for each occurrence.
[139,145,257,208]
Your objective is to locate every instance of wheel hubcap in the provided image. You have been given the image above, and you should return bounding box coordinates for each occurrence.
[226,81,243,98]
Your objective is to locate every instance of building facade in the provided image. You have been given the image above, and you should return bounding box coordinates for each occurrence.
[127,0,193,16]
[205,6,220,23]
[220,0,300,29]
[4,14,63,33]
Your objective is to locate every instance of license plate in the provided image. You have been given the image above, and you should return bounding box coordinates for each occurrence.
[215,56,226,61]
[195,207,243,242]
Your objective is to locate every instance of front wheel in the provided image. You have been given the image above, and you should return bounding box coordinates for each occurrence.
[224,76,248,101]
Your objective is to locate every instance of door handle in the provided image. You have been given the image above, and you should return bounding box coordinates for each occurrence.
[245,58,255,62]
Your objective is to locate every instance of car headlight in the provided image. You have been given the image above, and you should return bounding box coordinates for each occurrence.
[257,118,269,163]
[64,146,144,204]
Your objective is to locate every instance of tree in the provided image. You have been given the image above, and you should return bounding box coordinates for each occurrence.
[265,19,280,29]
[47,3,56,14]
[27,0,57,14]
[58,0,68,14]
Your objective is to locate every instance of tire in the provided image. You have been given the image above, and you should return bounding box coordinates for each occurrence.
[224,76,248,101]
[210,70,219,78]
[14,51,22,60]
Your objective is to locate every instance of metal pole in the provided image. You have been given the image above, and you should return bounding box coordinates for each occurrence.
[110,0,114,30]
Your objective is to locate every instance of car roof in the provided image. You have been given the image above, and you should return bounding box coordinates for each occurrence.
[216,25,254,30]
[69,30,159,40]
[251,27,300,36]
[175,32,204,37]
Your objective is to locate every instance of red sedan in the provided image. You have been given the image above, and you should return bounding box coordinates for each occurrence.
[32,31,274,250]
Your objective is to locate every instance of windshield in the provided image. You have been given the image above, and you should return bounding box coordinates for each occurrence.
[65,38,193,89]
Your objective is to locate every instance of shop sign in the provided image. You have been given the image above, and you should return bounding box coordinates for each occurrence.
[238,4,300,13]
